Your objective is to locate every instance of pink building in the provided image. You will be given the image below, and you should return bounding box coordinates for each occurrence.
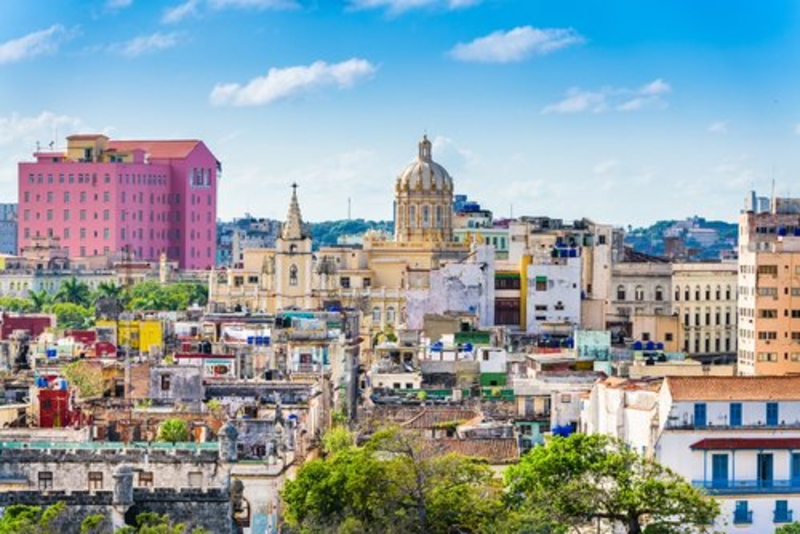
[18,134,220,270]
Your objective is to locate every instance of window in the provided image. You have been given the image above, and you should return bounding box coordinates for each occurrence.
[363,277,371,289]
[730,403,742,426]
[655,286,663,301]
[160,374,171,391]
[694,403,707,427]
[775,500,791,523]
[758,265,778,275]
[372,306,381,323]
[759,331,778,340]
[617,285,626,300]
[138,471,154,487]
[340,276,351,289]
[767,402,779,426]
[665,333,673,342]
[88,472,103,490]
[38,471,53,490]
[386,306,396,324]
[535,277,548,291]
[734,501,752,524]
[289,265,298,286]
[634,285,644,301]
[188,472,203,488]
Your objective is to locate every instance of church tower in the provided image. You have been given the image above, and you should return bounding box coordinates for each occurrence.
[275,184,313,310]
[394,135,454,243]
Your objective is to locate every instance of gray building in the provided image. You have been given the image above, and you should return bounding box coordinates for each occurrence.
[0,203,17,255]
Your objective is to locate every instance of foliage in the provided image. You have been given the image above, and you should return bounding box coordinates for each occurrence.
[504,433,719,534]
[309,219,394,248]
[95,281,123,300]
[123,281,208,311]
[114,511,208,534]
[55,277,92,307]
[322,426,355,455]
[157,418,191,443]
[62,360,104,399]
[776,523,800,534]
[79,513,108,534]
[0,502,67,534]
[27,289,52,312]
[283,427,503,533]
[0,297,34,313]
[46,302,94,329]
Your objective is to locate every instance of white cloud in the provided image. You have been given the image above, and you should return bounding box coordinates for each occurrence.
[593,159,619,175]
[348,0,480,14]
[105,0,133,9]
[111,32,181,57]
[0,25,72,65]
[449,26,584,63]
[210,58,376,106]
[162,0,201,23]
[208,0,300,9]
[542,78,671,114]
[708,121,728,135]
[0,111,85,146]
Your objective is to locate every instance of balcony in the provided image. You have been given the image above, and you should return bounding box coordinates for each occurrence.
[774,509,794,524]
[693,479,800,495]
[733,510,753,525]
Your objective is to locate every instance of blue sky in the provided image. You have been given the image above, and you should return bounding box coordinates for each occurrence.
[2,0,800,226]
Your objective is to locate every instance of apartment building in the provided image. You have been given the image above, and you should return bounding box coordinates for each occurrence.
[18,134,220,270]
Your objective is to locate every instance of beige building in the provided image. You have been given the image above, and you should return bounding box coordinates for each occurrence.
[738,194,800,375]
[209,136,486,340]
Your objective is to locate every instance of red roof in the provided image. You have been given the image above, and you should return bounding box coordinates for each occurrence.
[107,140,202,159]
[691,438,800,450]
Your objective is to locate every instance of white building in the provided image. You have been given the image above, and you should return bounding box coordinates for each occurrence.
[526,252,581,335]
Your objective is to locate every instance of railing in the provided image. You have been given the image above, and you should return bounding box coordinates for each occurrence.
[693,479,800,495]
[667,420,800,430]
[733,510,753,524]
[774,509,794,523]
[0,441,218,451]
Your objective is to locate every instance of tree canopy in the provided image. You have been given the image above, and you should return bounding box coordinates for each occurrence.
[283,427,503,534]
[157,418,191,443]
[504,433,719,534]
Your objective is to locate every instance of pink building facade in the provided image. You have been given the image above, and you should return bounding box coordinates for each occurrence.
[18,134,220,270]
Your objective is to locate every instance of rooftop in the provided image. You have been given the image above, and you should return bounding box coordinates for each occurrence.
[666,376,800,401]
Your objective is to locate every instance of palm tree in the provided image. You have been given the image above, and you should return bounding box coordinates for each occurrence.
[55,277,91,307]
[27,289,52,312]
[157,418,191,443]
[96,281,123,299]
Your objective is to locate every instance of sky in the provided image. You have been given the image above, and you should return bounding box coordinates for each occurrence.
[2,1,800,227]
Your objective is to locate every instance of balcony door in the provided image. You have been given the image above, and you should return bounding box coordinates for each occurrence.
[757,453,774,487]
[711,454,728,488]
[792,453,800,484]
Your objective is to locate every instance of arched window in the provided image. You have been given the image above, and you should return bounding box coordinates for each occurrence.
[684,287,690,301]
[715,286,721,300]
[372,306,381,323]
[635,285,644,301]
[705,285,711,300]
[386,306,396,324]
[617,285,626,301]
[695,286,701,300]
[655,286,664,301]
[289,264,298,286]
[725,286,731,300]
[674,285,680,301]
[409,206,417,228]
[435,205,442,228]
[422,205,430,228]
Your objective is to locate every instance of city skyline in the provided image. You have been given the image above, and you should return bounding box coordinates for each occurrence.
[2,1,800,227]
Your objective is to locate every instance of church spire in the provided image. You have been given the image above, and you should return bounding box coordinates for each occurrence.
[281,183,307,240]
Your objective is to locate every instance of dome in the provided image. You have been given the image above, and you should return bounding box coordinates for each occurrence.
[396,135,453,192]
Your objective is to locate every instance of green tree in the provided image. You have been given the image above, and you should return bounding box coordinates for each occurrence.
[777,523,800,534]
[504,433,719,534]
[0,297,35,313]
[157,418,191,443]
[114,511,208,534]
[48,302,94,329]
[283,427,502,534]
[27,289,52,312]
[62,360,104,399]
[0,502,67,534]
[123,281,208,311]
[55,277,92,307]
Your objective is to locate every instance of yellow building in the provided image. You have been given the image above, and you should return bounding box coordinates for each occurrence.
[209,136,472,337]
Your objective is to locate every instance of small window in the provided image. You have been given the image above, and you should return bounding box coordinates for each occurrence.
[138,471,154,487]
[88,472,103,490]
[340,276,351,289]
[38,471,53,490]
[160,374,171,391]
[188,472,203,488]
[289,265,298,286]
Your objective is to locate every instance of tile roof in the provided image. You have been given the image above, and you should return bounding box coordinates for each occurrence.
[691,438,800,450]
[401,408,481,429]
[434,438,519,464]
[665,376,800,401]
[107,140,202,159]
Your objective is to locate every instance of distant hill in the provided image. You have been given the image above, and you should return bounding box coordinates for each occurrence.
[309,219,394,248]
[625,217,737,260]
